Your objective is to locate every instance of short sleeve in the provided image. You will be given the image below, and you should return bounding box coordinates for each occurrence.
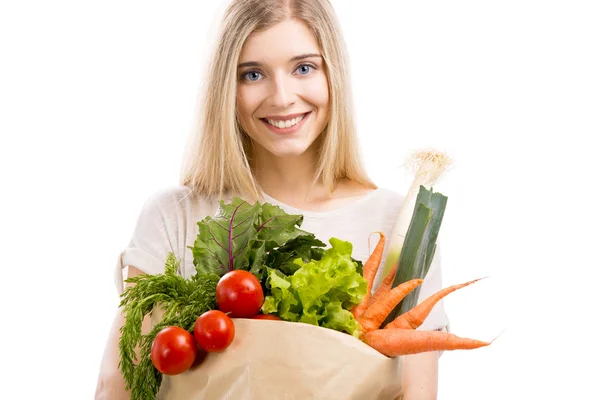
[114,190,180,295]
[415,243,450,333]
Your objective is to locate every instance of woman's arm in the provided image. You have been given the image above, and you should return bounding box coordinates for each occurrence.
[95,266,150,400]
[401,351,440,400]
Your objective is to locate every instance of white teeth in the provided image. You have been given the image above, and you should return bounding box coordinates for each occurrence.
[266,114,304,129]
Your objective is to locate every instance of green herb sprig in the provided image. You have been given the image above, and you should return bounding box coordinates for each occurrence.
[118,253,219,400]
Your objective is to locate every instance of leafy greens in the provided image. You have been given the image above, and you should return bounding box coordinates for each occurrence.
[189,198,363,280]
[261,238,367,337]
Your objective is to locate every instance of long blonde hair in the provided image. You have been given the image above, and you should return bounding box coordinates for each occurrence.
[180,0,376,201]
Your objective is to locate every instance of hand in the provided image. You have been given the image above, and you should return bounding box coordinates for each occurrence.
[401,351,439,400]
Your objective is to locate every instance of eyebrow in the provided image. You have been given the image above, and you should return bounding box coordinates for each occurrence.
[237,53,322,68]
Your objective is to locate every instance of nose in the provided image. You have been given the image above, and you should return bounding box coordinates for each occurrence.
[269,72,295,109]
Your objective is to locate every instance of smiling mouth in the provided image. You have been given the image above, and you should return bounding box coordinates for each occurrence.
[260,112,310,129]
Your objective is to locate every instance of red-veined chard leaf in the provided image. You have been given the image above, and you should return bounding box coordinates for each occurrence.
[191,197,313,276]
[191,198,261,274]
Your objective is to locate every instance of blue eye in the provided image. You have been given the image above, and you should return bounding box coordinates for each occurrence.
[296,64,314,75]
[243,71,263,82]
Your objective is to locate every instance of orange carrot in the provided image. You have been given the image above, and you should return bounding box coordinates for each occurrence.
[363,232,385,294]
[366,266,396,309]
[363,328,492,356]
[351,232,386,319]
[358,279,423,334]
[384,277,484,330]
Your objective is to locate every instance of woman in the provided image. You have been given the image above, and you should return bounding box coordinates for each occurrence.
[95,0,449,398]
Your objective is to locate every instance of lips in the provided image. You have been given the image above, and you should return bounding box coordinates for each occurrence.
[259,112,311,134]
[263,112,308,121]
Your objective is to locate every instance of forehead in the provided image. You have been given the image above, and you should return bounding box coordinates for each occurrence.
[239,19,320,63]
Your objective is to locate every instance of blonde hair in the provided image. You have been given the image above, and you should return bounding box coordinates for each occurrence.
[180,0,376,201]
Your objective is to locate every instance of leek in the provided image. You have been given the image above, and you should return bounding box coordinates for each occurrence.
[379,150,452,326]
[379,149,452,282]
[382,186,448,325]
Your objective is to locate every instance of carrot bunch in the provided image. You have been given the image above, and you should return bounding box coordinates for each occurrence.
[352,232,492,356]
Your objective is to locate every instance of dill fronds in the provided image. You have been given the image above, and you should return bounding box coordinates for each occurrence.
[118,252,219,400]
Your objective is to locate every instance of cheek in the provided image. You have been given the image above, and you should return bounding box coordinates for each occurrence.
[308,74,330,109]
[303,75,330,130]
[236,86,260,124]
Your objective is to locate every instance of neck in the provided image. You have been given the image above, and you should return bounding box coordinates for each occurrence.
[250,144,327,204]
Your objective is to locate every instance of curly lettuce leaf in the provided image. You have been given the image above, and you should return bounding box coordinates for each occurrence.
[261,237,367,337]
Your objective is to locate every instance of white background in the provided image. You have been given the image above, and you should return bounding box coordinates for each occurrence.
[1,1,599,399]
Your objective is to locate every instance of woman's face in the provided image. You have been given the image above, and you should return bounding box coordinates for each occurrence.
[236,19,330,159]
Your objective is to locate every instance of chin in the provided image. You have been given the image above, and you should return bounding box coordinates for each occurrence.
[268,143,313,158]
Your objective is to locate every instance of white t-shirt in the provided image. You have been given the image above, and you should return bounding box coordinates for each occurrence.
[115,185,449,331]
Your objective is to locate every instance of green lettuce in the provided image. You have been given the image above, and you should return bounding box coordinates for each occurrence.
[261,237,366,337]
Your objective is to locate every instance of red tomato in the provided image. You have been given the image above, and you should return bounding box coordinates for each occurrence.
[151,326,198,375]
[252,314,281,320]
[216,270,264,318]
[194,310,235,352]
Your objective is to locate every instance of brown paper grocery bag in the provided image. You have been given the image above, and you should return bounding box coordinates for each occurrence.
[151,310,403,400]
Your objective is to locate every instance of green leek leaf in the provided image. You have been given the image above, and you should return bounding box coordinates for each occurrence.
[383,185,447,326]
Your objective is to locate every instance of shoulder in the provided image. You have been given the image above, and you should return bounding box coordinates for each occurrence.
[143,185,193,207]
[137,185,191,214]
[368,186,405,213]
[373,186,405,203]
[336,180,404,207]
[138,185,219,220]
[339,179,404,204]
